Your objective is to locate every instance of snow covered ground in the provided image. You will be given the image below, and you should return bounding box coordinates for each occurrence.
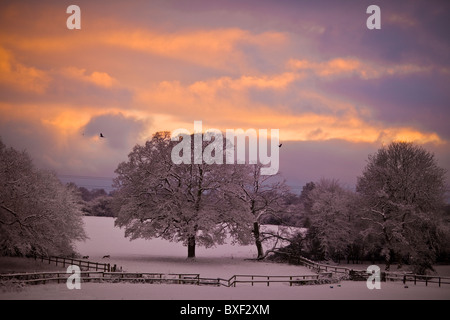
[2,281,449,300]
[1,216,449,300]
[74,216,313,277]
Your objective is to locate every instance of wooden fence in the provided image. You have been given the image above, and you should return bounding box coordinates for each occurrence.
[385,272,450,288]
[2,253,448,289]
[0,271,201,286]
[33,255,113,272]
[2,269,450,288]
[225,274,321,287]
[282,253,368,279]
[297,256,353,274]
[277,251,450,287]
[0,271,323,288]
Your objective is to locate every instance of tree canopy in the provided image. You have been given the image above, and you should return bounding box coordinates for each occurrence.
[357,141,448,272]
[113,132,293,258]
[113,132,240,258]
[0,138,86,257]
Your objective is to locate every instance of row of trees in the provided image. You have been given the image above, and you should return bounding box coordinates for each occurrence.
[112,132,449,273]
[2,131,448,275]
[75,186,114,217]
[280,143,450,273]
[0,138,86,257]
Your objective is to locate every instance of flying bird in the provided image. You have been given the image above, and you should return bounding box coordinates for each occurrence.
[279,143,282,148]
[100,133,105,138]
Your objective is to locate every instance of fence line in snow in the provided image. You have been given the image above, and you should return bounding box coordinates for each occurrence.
[272,250,450,287]
[0,271,325,287]
[2,269,449,287]
[32,255,114,272]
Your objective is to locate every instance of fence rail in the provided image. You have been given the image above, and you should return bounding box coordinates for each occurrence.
[297,256,353,274]
[2,269,450,288]
[226,274,321,287]
[385,272,450,287]
[33,255,113,272]
[0,271,324,288]
[275,251,450,287]
[3,254,449,289]
[0,271,202,286]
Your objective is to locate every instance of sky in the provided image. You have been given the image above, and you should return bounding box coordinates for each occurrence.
[0,0,449,194]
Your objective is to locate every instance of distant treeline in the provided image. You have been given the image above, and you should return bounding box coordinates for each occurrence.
[68,185,115,217]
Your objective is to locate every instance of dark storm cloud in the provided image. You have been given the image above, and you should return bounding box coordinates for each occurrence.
[83,113,150,150]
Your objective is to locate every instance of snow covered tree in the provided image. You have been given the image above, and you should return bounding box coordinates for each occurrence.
[113,132,236,258]
[298,181,316,228]
[0,138,86,256]
[222,163,290,259]
[357,141,447,272]
[85,195,114,217]
[304,178,357,262]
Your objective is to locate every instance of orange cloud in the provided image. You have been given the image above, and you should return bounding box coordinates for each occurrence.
[0,46,50,93]
[60,67,117,88]
[288,57,433,80]
[1,27,287,73]
[134,76,444,146]
[101,28,287,71]
[135,71,299,121]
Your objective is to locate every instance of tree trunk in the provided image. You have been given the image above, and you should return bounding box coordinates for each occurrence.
[384,249,392,271]
[253,222,264,259]
[187,235,196,258]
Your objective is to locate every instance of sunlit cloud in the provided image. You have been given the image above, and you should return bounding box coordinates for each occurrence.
[0,0,449,187]
[134,75,444,146]
[0,46,50,93]
[60,67,117,88]
[101,28,287,71]
[288,57,434,80]
[1,27,287,73]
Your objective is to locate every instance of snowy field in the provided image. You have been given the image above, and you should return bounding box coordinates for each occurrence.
[74,216,314,277]
[1,216,449,300]
[2,281,450,300]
